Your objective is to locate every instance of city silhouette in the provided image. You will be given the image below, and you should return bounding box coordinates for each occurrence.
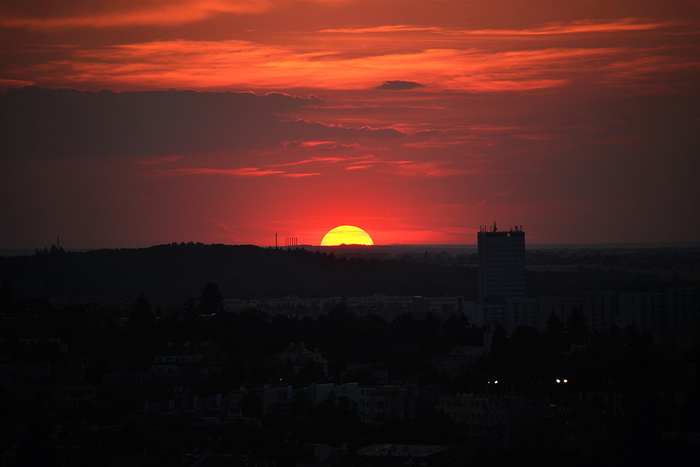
[1,237,699,465]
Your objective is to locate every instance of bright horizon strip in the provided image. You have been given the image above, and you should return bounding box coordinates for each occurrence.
[320,225,374,246]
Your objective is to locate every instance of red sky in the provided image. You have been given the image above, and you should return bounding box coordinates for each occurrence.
[1,0,699,248]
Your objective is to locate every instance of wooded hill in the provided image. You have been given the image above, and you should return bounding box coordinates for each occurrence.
[0,243,477,307]
[2,242,697,309]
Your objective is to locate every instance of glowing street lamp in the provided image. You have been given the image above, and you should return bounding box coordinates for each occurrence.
[486,380,499,395]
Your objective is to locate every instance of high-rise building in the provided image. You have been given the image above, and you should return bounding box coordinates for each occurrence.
[478,223,526,305]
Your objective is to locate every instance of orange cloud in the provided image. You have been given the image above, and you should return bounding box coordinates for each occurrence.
[270,154,382,173]
[270,153,476,178]
[454,17,686,36]
[141,152,472,180]
[270,156,349,167]
[0,78,36,89]
[320,25,443,34]
[380,160,475,178]
[601,52,700,93]
[14,33,686,95]
[345,165,370,170]
[320,17,687,37]
[0,1,353,29]
[5,5,696,96]
[280,172,322,178]
[0,1,268,28]
[283,141,364,150]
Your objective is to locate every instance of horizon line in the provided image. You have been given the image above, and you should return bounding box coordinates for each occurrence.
[3,240,700,256]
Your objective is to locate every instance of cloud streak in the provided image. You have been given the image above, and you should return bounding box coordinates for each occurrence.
[475,189,518,207]
[320,18,683,36]
[0,1,346,29]
[0,87,401,159]
[139,151,473,180]
[4,28,694,94]
[146,167,285,177]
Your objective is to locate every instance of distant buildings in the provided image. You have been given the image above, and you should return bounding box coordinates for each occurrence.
[222,289,698,340]
[224,294,465,322]
[467,286,699,340]
[279,341,328,378]
[436,393,550,448]
[472,225,700,338]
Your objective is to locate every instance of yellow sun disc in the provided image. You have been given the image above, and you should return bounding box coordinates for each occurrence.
[320,225,374,246]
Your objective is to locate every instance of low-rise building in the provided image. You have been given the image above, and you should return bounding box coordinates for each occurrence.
[436,393,550,448]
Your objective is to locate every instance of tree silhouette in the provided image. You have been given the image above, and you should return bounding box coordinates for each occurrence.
[128,294,155,333]
[198,282,224,315]
[566,308,589,344]
[0,278,14,312]
[126,294,156,370]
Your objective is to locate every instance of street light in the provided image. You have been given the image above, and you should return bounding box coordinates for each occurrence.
[486,380,499,395]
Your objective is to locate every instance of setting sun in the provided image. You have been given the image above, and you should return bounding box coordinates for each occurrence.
[320,225,374,246]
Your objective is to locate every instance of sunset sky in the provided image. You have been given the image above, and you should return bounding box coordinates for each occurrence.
[1,0,699,248]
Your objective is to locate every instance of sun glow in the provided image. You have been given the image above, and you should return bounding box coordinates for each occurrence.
[320,225,374,246]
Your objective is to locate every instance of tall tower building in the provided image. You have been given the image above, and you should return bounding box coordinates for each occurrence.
[478,223,526,305]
